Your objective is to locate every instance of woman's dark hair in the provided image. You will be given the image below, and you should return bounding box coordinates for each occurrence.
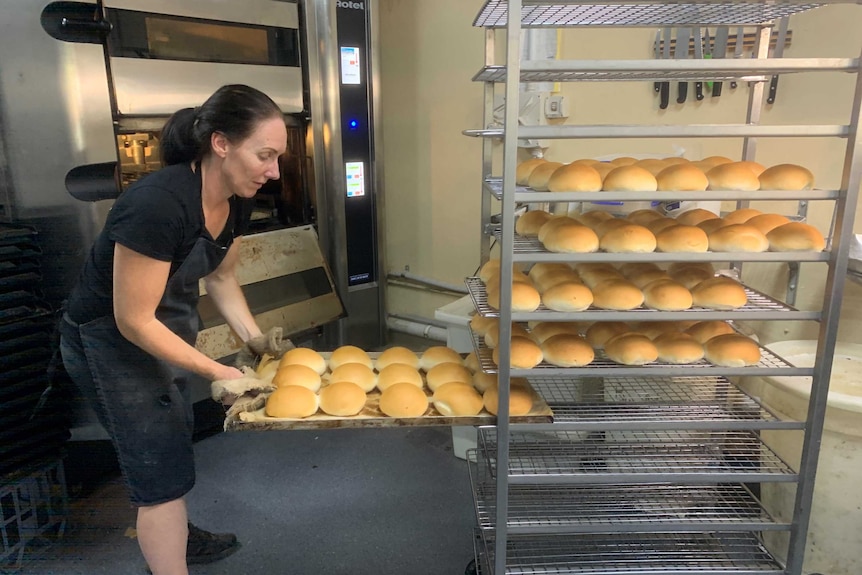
[160,84,282,166]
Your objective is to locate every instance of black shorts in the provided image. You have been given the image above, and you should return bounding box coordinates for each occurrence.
[59,315,196,506]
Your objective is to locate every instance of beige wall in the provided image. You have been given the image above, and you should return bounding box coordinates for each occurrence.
[379,1,862,342]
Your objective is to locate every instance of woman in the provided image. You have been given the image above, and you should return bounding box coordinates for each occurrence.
[59,84,291,575]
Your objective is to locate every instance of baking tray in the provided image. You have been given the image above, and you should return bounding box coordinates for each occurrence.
[224,352,554,432]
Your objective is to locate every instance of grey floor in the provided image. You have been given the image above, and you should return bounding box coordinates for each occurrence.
[20,427,477,575]
[17,333,479,575]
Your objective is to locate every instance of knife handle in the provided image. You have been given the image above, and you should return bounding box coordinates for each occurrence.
[695,81,704,101]
[677,82,688,104]
[767,75,779,104]
[712,80,723,98]
[654,81,661,93]
[659,81,670,109]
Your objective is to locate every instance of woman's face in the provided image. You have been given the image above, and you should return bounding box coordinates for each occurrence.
[219,116,288,199]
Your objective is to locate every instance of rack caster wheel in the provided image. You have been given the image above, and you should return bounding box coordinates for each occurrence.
[464,558,477,575]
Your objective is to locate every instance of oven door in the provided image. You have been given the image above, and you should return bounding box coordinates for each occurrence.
[102,0,303,115]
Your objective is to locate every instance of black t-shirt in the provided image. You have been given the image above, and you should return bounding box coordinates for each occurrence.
[65,163,253,324]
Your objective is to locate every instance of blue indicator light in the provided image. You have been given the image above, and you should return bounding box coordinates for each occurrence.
[348,119,359,130]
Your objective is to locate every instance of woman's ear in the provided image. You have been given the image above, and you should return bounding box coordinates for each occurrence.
[210,131,229,159]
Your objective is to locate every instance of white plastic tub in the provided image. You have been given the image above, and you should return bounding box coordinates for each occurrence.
[739,340,862,575]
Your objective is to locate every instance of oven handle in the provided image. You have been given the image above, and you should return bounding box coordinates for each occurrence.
[61,16,112,35]
[41,1,112,44]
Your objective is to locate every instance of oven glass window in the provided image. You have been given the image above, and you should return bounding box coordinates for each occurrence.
[145,18,269,65]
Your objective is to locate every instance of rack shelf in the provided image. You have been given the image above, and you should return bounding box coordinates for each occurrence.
[478,428,798,485]
[465,277,819,322]
[465,124,848,139]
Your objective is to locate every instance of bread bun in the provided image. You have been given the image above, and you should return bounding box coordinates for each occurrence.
[635,158,669,176]
[378,382,429,417]
[541,334,595,367]
[653,332,705,364]
[516,158,547,185]
[529,321,583,344]
[732,160,767,177]
[592,279,644,310]
[329,362,378,392]
[698,217,732,235]
[691,277,748,310]
[675,208,719,227]
[527,161,565,191]
[492,336,544,369]
[487,282,542,312]
[685,320,736,344]
[642,279,693,311]
[534,269,583,293]
[548,163,603,192]
[591,162,617,181]
[538,216,581,243]
[425,362,473,392]
[570,158,602,167]
[541,282,594,312]
[668,265,715,290]
[483,384,534,416]
[610,156,639,166]
[600,224,657,253]
[431,382,483,416]
[723,208,762,225]
[585,322,630,348]
[376,346,420,370]
[376,363,424,391]
[464,351,481,373]
[319,381,367,416]
[746,213,791,235]
[515,210,554,237]
[619,262,661,278]
[629,269,670,290]
[605,333,658,365]
[542,224,600,253]
[767,222,826,252]
[655,225,709,253]
[627,209,665,226]
[646,217,680,235]
[656,163,709,191]
[668,261,714,276]
[662,157,690,166]
[758,163,814,190]
[708,224,769,252]
[594,217,631,239]
[602,165,658,191]
[272,364,323,393]
[701,155,734,167]
[706,163,761,191]
[329,345,373,371]
[704,334,761,367]
[470,315,497,336]
[633,320,680,340]
[528,263,573,284]
[484,323,530,349]
[472,371,497,393]
[577,210,615,228]
[256,357,280,382]
[419,346,464,371]
[278,348,327,376]
[265,385,319,418]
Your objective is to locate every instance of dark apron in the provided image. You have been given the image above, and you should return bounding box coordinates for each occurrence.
[67,232,231,505]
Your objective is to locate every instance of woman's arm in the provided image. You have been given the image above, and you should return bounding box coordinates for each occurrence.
[202,237,263,343]
[113,243,242,381]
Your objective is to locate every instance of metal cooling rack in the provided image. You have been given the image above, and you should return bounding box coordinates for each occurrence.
[473,1,823,28]
[469,326,809,377]
[526,375,801,430]
[484,176,840,202]
[465,276,816,322]
[474,59,856,84]
[479,531,784,575]
[469,456,784,533]
[478,428,797,484]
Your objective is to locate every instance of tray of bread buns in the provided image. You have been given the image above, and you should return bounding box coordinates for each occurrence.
[224,346,554,431]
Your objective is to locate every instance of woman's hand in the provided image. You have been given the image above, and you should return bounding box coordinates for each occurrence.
[211,364,245,382]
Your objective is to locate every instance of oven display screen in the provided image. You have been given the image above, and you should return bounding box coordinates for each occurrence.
[340,47,361,85]
[345,162,365,198]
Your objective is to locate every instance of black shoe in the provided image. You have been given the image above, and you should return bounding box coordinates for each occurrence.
[186,522,240,565]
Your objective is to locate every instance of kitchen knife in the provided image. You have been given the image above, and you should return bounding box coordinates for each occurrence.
[654,29,662,93]
[676,27,690,104]
[730,26,744,89]
[660,27,671,109]
[767,17,790,104]
[712,26,729,98]
[693,27,704,101]
[703,27,713,93]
